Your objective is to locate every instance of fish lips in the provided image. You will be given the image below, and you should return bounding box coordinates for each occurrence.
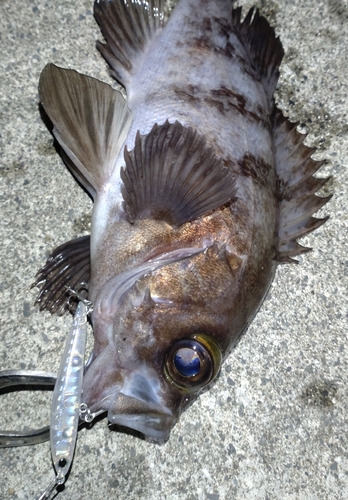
[108,371,179,440]
[107,392,177,441]
[82,354,180,441]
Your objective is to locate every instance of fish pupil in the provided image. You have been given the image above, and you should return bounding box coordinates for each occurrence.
[174,348,201,377]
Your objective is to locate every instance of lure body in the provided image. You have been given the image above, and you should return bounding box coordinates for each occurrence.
[50,301,88,478]
[35,0,330,441]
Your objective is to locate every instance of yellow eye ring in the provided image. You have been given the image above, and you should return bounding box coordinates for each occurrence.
[164,334,222,392]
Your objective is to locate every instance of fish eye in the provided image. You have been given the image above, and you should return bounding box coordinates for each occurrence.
[164,334,222,392]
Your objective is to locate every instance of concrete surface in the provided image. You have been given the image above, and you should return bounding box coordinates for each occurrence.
[0,0,347,499]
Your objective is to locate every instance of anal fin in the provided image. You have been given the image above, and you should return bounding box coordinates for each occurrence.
[273,107,332,263]
[121,121,236,227]
[32,236,91,315]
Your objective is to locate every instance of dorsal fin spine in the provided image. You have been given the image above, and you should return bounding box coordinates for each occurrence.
[273,106,331,262]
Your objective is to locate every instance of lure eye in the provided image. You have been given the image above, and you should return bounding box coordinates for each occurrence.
[164,334,222,392]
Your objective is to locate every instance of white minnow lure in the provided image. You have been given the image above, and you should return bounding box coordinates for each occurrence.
[38,300,91,500]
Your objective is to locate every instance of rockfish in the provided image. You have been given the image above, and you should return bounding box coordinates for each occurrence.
[34,0,330,441]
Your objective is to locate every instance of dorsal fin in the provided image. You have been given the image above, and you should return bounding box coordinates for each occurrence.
[120,120,236,226]
[32,236,91,315]
[232,7,284,103]
[273,107,332,263]
[39,64,132,199]
[94,0,166,86]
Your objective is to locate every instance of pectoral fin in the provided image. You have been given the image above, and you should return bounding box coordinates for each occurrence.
[120,120,236,226]
[32,236,91,315]
[39,64,132,198]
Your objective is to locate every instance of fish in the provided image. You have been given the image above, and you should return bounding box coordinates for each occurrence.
[33,0,331,442]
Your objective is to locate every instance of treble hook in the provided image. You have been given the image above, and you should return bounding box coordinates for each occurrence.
[37,472,65,500]
[65,283,92,314]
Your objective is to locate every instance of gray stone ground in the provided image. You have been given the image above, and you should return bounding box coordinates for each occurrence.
[0,0,347,499]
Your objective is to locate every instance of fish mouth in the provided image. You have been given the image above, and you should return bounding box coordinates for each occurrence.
[107,393,177,441]
[82,362,179,441]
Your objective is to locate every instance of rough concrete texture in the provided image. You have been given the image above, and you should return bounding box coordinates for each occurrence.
[0,0,347,499]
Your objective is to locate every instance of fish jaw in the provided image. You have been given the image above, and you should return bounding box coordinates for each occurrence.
[82,344,180,441]
[108,368,178,441]
[81,306,186,441]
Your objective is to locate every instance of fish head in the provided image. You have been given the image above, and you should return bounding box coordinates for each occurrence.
[82,244,240,441]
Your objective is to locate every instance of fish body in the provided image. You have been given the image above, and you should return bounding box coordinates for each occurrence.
[35,0,330,440]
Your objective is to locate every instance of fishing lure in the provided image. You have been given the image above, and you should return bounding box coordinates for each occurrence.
[38,299,91,499]
[0,299,90,499]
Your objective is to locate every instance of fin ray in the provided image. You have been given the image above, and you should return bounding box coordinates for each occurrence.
[232,7,284,102]
[39,64,132,198]
[94,0,166,86]
[33,236,91,315]
[121,121,236,226]
[273,107,331,262]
